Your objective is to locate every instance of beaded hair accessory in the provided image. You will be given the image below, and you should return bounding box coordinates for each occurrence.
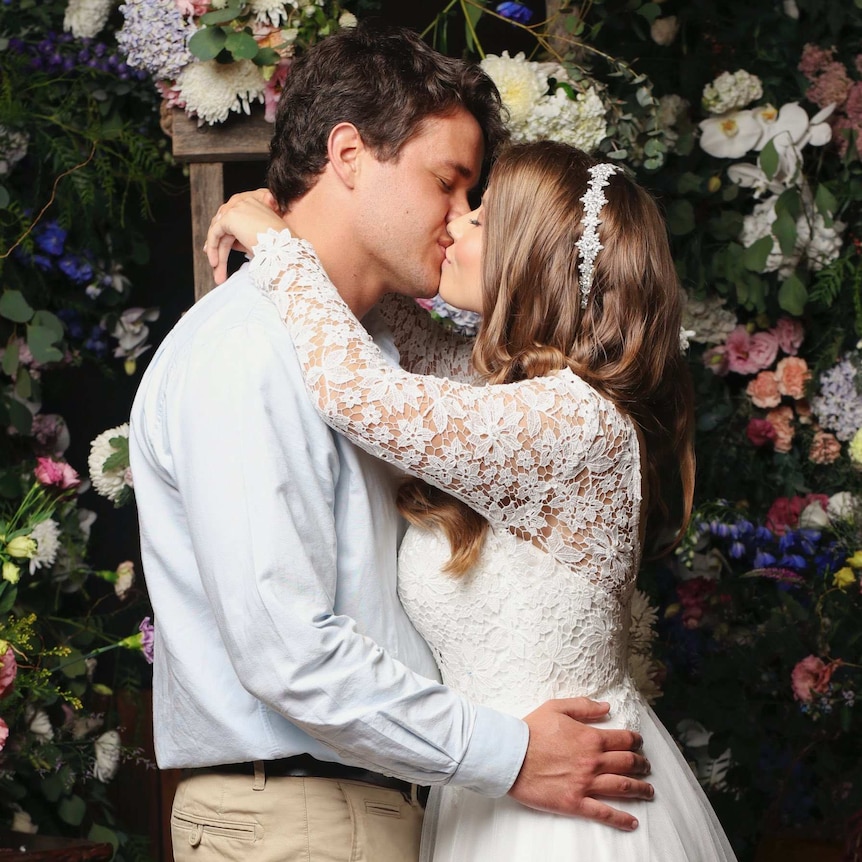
[576,163,622,309]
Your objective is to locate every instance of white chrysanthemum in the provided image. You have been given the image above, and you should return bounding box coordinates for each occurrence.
[88,423,131,504]
[525,87,607,151]
[10,808,38,835]
[481,52,547,130]
[658,93,688,130]
[628,652,662,705]
[93,729,122,782]
[28,519,61,575]
[807,214,845,271]
[338,11,357,28]
[64,0,116,38]
[248,0,296,26]
[628,589,658,654]
[176,59,267,125]
[702,69,763,115]
[681,293,737,345]
[740,196,806,275]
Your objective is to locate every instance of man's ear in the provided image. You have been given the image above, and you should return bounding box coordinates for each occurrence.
[327,122,365,190]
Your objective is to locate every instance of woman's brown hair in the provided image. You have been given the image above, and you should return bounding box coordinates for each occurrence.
[398,141,695,575]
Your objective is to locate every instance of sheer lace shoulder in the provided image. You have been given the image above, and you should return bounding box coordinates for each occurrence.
[377,294,476,382]
[251,229,642,595]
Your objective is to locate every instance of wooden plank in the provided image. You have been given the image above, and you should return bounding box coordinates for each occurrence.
[171,107,271,163]
[189,163,225,300]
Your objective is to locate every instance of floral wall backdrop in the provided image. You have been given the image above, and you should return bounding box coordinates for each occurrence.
[4,0,862,859]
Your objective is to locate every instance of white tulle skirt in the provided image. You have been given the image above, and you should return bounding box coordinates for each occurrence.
[421,704,737,862]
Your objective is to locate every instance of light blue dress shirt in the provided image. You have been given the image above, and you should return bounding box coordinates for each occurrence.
[129,265,528,796]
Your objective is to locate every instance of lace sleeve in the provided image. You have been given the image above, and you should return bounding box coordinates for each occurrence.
[251,229,639,575]
[376,293,476,382]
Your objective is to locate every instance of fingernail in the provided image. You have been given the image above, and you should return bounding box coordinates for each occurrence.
[630,819,638,831]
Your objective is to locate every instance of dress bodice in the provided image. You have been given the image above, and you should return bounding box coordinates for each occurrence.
[398,526,642,731]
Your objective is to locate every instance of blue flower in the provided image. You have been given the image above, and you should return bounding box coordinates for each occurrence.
[753,549,777,567]
[495,2,534,24]
[34,221,67,256]
[778,554,806,570]
[58,256,93,285]
[729,541,746,559]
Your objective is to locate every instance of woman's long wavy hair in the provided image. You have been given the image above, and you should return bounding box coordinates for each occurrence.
[398,141,695,575]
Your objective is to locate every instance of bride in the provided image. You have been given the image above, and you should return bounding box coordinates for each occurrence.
[206,141,737,860]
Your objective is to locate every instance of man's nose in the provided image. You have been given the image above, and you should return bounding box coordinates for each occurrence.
[448,189,471,222]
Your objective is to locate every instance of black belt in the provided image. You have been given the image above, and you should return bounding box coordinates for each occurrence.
[209,754,429,804]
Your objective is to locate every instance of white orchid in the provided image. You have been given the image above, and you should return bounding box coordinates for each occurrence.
[699,110,762,158]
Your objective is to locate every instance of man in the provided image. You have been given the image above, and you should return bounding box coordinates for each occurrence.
[130,21,652,862]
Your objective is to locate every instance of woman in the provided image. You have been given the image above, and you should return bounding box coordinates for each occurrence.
[206,142,736,860]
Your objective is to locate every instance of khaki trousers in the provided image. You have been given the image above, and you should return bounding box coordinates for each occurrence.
[170,765,424,862]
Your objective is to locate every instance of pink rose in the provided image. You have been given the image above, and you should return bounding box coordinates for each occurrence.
[34,457,80,490]
[770,317,804,355]
[746,371,781,408]
[725,326,779,375]
[747,417,777,447]
[0,648,16,699]
[809,430,841,464]
[775,356,811,400]
[791,655,841,702]
[0,717,7,752]
[766,405,795,453]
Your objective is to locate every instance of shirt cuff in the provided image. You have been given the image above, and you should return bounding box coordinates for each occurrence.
[449,705,529,797]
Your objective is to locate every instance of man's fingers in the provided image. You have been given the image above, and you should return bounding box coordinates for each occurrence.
[574,797,640,832]
[598,749,651,776]
[588,773,654,801]
[556,697,611,721]
[597,728,643,753]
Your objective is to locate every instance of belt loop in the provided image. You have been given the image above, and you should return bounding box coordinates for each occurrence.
[253,760,266,791]
[410,784,420,807]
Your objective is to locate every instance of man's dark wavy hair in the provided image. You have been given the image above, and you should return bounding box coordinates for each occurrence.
[266,20,508,209]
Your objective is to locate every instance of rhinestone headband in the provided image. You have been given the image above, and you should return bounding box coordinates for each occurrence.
[576,163,622,309]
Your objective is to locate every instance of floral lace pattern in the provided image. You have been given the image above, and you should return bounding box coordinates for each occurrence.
[251,228,645,727]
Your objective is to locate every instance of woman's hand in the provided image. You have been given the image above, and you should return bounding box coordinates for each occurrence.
[204,189,286,285]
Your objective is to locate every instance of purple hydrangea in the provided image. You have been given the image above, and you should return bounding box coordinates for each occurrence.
[810,354,862,442]
[117,0,195,82]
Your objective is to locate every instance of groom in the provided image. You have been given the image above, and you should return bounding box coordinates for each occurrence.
[131,21,652,862]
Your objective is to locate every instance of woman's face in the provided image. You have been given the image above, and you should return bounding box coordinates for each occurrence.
[438,204,484,313]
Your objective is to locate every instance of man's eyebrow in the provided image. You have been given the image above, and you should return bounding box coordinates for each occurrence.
[442,160,477,180]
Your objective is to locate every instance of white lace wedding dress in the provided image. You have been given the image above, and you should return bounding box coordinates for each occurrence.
[250,230,737,862]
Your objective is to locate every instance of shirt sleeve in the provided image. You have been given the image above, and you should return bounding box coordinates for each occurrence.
[159,286,527,796]
[376,293,477,382]
[251,229,631,575]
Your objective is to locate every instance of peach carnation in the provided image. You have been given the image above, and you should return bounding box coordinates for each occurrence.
[747,371,781,408]
[767,405,795,453]
[775,356,811,400]
[809,430,841,464]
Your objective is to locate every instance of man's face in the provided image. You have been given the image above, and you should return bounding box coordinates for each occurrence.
[354,108,484,300]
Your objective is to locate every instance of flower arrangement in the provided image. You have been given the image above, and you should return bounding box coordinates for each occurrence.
[0,1,169,851]
[427,0,862,853]
[116,0,361,124]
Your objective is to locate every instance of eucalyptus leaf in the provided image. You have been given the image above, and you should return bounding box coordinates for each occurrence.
[667,199,695,236]
[26,324,64,365]
[200,5,243,25]
[88,825,120,853]
[225,29,259,60]
[742,235,774,272]
[253,47,281,67]
[0,583,17,615]
[41,775,66,804]
[7,397,32,435]
[677,172,701,194]
[189,26,227,61]
[0,185,9,209]
[814,183,838,219]
[58,794,87,827]
[779,273,808,315]
[774,187,801,219]
[772,209,797,257]
[759,138,779,180]
[1,339,18,377]
[14,367,31,400]
[32,310,65,341]
[0,290,35,324]
[635,2,661,23]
